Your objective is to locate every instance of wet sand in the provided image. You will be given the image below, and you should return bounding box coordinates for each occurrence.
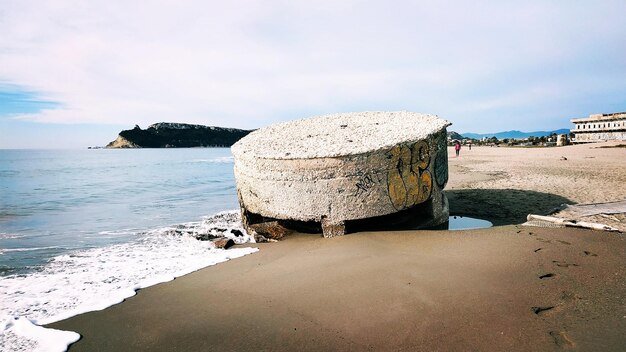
[50,142,626,351]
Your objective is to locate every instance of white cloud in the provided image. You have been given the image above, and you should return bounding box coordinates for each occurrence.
[1,0,625,131]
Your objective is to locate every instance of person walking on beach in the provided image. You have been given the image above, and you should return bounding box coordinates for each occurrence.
[455,141,461,157]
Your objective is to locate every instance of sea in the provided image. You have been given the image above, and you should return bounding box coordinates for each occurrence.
[0,148,258,352]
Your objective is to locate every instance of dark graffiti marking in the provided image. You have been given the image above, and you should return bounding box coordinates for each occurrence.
[353,173,383,197]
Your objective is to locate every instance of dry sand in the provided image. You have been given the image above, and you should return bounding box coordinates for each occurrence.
[446,141,626,230]
[49,142,626,351]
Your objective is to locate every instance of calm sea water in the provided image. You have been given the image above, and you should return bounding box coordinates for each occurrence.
[0,149,258,351]
[0,148,240,275]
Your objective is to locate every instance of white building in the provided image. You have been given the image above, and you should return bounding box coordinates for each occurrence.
[570,112,626,143]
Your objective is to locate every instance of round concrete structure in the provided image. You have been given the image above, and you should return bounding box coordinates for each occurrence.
[232,111,451,237]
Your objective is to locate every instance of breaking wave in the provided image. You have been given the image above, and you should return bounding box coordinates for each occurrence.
[0,211,257,352]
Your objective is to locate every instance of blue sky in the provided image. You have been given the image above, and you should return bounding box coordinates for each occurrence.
[0,87,58,115]
[1,0,625,148]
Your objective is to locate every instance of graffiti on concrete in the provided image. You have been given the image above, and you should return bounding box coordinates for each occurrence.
[387,141,432,210]
[353,173,383,197]
[434,136,448,188]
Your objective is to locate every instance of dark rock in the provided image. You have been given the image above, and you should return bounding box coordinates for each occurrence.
[212,237,235,249]
[253,234,275,243]
[249,221,291,240]
[230,229,244,237]
[195,233,220,241]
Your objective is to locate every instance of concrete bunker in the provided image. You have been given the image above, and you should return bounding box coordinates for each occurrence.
[231,111,451,237]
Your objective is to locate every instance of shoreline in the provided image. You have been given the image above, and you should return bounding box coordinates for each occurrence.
[49,142,626,350]
[50,226,626,351]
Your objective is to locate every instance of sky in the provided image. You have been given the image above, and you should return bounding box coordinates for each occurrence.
[1,1,625,148]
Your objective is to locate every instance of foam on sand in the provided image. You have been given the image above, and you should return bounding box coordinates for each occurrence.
[0,211,258,352]
[3,318,79,352]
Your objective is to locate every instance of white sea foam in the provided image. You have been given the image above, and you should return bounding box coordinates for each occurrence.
[2,318,79,352]
[189,156,234,164]
[0,233,25,240]
[0,211,258,352]
[0,246,61,254]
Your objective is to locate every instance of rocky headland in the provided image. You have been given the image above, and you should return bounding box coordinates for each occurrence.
[106,123,252,148]
[447,130,464,140]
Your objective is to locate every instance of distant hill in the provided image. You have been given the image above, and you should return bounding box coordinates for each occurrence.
[447,131,464,140]
[460,129,570,140]
[106,123,252,148]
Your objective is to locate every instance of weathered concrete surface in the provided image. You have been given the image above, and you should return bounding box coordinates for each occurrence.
[232,111,451,237]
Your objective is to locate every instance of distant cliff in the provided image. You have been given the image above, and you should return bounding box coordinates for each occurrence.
[106,123,252,148]
[447,131,464,140]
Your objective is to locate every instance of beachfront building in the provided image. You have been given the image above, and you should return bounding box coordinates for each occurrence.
[556,134,569,146]
[571,112,626,143]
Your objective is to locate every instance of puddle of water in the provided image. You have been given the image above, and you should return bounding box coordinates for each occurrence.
[447,216,493,230]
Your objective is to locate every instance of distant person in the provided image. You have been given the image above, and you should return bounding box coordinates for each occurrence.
[469,143,472,150]
[455,141,461,157]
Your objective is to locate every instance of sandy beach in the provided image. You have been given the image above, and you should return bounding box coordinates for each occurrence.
[446,142,626,230]
[49,142,626,351]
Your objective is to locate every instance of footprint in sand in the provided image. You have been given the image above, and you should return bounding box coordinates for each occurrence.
[539,273,556,279]
[534,248,542,253]
[556,240,571,245]
[552,260,579,268]
[583,250,598,257]
[560,290,584,302]
[532,306,555,315]
[549,331,574,348]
